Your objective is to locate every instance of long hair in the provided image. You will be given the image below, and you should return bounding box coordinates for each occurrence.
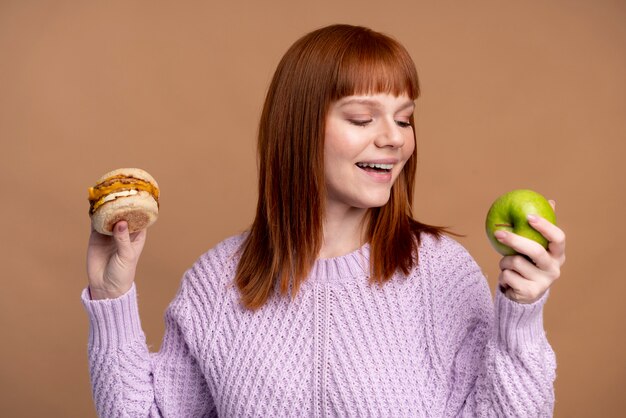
[236,24,444,310]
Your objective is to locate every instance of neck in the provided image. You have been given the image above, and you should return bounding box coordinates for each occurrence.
[319,203,369,259]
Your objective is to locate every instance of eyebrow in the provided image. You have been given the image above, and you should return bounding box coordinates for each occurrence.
[338,98,415,111]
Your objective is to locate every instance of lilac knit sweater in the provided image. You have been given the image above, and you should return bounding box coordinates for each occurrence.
[82,233,556,417]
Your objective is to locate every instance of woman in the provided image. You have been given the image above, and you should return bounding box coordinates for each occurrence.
[84,24,566,417]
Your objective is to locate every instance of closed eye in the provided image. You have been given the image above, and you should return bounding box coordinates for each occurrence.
[396,120,412,128]
[348,119,373,127]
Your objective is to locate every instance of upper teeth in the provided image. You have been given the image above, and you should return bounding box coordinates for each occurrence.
[357,162,393,169]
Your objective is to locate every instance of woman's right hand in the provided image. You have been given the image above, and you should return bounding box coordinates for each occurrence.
[86,221,147,300]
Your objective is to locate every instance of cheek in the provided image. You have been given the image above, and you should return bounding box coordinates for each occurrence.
[403,133,416,159]
[395,135,415,175]
[325,131,362,163]
[323,138,347,180]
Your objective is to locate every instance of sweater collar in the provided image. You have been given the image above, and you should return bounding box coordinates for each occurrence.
[307,243,371,283]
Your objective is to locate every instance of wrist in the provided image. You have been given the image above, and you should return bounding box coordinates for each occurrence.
[81,284,144,347]
[500,284,548,304]
[88,284,132,300]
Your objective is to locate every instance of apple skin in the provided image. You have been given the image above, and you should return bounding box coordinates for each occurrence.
[485,189,557,256]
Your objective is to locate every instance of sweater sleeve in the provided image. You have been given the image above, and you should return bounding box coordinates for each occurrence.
[82,281,216,417]
[434,238,556,417]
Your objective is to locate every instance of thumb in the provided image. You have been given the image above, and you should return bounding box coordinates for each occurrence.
[112,221,135,262]
[549,199,556,211]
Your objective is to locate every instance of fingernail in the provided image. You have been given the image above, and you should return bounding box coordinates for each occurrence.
[527,214,539,223]
[117,222,127,232]
[494,230,507,240]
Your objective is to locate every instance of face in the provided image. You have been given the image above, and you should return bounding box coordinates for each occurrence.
[323,93,416,213]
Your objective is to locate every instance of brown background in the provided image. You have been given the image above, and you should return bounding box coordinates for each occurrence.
[1,0,624,416]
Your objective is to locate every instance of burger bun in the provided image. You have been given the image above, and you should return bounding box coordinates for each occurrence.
[91,190,159,236]
[95,167,159,189]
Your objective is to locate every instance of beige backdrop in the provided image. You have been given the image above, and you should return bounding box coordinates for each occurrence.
[1,0,624,416]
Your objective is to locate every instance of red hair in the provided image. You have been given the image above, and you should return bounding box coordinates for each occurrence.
[236,24,444,310]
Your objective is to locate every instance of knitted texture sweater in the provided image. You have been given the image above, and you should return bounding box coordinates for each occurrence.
[82,233,556,417]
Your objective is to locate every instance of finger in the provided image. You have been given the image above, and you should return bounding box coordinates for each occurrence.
[494,230,552,269]
[88,223,111,246]
[112,221,135,262]
[499,254,541,278]
[499,269,526,302]
[527,215,566,262]
[499,255,556,293]
[129,228,148,251]
[499,268,546,303]
[549,199,556,211]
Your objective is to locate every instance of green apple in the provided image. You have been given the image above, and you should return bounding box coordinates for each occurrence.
[485,189,556,256]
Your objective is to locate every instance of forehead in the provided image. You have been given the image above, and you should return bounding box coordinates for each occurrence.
[333,94,415,110]
[333,53,419,100]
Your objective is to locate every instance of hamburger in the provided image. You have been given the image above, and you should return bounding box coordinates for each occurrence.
[88,168,160,235]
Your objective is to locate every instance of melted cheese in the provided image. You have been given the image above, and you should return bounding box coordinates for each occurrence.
[88,178,159,213]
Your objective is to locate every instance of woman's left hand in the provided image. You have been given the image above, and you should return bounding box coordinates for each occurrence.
[493,201,566,304]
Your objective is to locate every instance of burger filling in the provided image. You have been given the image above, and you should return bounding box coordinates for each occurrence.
[88,175,159,214]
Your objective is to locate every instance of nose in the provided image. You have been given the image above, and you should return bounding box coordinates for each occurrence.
[374,118,406,148]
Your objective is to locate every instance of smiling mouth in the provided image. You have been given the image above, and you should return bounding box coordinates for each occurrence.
[355,162,393,173]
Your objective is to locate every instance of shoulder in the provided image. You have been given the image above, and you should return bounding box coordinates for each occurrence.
[174,233,247,307]
[417,232,479,272]
[193,233,247,277]
[165,233,247,352]
[415,234,495,370]
[415,232,488,297]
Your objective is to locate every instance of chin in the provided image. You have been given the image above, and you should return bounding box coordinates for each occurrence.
[353,191,392,209]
